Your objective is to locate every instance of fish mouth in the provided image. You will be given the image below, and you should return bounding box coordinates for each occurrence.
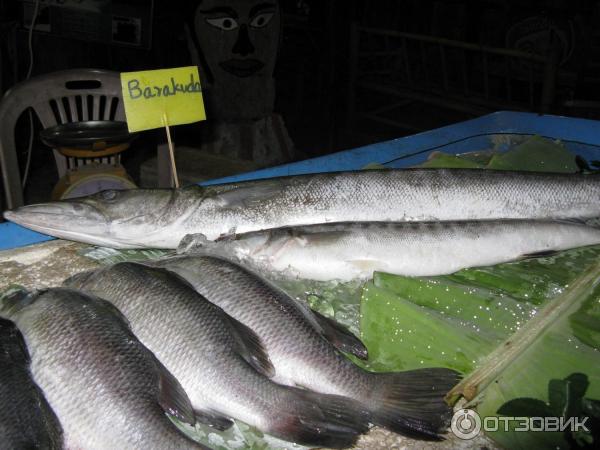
[219,59,265,77]
[3,202,116,247]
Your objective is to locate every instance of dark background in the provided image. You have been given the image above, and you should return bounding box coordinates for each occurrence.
[2,0,600,207]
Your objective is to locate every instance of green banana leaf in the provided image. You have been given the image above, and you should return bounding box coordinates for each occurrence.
[421,135,579,173]
[359,247,600,364]
[486,135,578,173]
[451,260,600,449]
[419,152,484,169]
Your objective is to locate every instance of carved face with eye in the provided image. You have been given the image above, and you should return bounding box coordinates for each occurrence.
[194,0,280,79]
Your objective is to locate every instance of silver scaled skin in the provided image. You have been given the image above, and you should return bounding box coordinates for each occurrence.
[178,219,600,281]
[0,288,204,450]
[65,262,369,449]
[153,256,460,439]
[0,317,63,450]
[5,169,600,248]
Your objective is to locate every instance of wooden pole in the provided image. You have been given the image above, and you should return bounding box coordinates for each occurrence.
[163,113,179,188]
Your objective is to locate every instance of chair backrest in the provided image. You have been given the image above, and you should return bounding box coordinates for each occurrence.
[0,69,124,209]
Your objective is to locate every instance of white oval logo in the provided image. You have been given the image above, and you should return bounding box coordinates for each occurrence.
[451,408,482,440]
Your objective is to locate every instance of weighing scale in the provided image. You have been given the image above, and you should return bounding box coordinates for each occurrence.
[40,121,138,200]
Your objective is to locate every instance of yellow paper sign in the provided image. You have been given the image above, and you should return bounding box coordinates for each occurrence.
[120,66,206,132]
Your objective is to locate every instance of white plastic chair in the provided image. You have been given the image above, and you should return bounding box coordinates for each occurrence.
[0,69,124,209]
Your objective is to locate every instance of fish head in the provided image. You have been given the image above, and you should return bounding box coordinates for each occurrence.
[3,188,195,248]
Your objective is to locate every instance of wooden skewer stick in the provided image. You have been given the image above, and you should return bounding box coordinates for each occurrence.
[163,113,179,188]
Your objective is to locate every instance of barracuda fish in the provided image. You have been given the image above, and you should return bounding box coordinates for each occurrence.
[177,220,600,281]
[151,255,461,440]
[0,289,204,450]
[0,317,63,450]
[4,169,600,248]
[65,262,369,449]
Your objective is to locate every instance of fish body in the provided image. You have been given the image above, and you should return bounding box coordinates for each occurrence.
[152,255,460,439]
[0,317,63,450]
[65,262,369,448]
[4,169,600,248]
[0,288,203,450]
[178,220,600,281]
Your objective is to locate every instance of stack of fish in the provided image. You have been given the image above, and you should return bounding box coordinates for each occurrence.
[3,168,600,448]
[1,261,458,449]
[5,168,600,280]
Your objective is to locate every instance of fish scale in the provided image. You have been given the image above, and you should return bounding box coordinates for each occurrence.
[4,169,600,248]
[65,262,370,448]
[178,219,600,281]
[0,288,204,450]
[153,256,460,439]
[0,318,63,450]
[154,256,379,394]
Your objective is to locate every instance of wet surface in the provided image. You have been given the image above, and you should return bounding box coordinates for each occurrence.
[0,240,99,291]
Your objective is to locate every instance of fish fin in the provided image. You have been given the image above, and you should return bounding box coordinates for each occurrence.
[214,180,287,208]
[214,233,237,243]
[193,409,234,431]
[156,360,196,426]
[552,217,588,226]
[553,216,600,229]
[519,250,559,260]
[312,310,369,360]
[223,314,275,378]
[367,368,460,439]
[177,233,213,254]
[575,155,595,173]
[263,287,368,360]
[0,287,34,318]
[63,270,96,288]
[269,388,369,449]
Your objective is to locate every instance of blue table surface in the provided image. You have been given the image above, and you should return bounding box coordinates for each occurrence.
[2,111,600,251]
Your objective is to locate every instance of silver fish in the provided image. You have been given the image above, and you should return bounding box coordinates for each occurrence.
[0,288,204,450]
[65,262,369,449]
[177,220,600,281]
[0,317,63,450]
[4,169,600,248]
[151,255,461,440]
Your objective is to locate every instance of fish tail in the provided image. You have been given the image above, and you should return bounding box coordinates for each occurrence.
[267,388,370,449]
[366,368,460,440]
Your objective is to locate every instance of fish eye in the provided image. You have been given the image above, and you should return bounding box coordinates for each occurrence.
[99,190,118,201]
[249,12,274,28]
[205,17,239,31]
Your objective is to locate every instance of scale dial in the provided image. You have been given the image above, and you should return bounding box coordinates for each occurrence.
[57,173,137,200]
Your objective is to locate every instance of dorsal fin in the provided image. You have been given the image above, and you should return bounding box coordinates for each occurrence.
[312,310,369,360]
[519,250,560,260]
[213,180,288,208]
[193,409,234,431]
